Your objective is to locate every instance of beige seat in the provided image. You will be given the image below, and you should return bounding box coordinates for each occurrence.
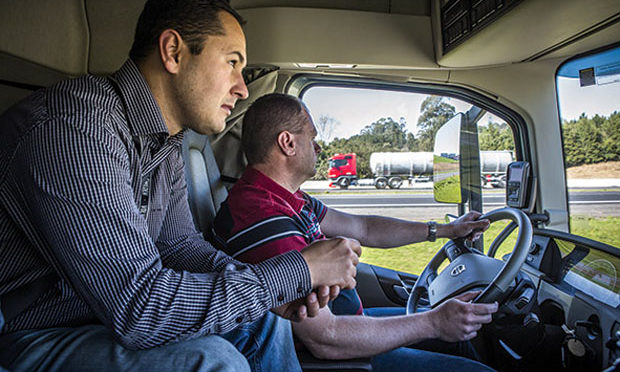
[182,130,229,234]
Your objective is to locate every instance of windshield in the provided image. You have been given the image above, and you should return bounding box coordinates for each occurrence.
[329,159,348,168]
[301,84,516,274]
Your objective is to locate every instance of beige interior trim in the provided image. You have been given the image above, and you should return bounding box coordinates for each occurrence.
[87,0,146,74]
[239,7,437,69]
[0,0,89,76]
[543,20,620,61]
[233,0,431,16]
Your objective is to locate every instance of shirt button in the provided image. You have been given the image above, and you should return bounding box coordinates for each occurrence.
[297,286,304,293]
[235,316,243,323]
[277,294,284,302]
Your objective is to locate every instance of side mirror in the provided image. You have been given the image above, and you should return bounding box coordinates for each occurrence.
[433,113,464,204]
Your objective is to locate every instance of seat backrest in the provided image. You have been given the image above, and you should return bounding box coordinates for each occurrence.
[181,69,279,234]
[182,130,228,234]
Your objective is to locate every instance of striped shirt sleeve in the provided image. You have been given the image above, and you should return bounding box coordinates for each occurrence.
[305,192,328,222]
[9,111,311,349]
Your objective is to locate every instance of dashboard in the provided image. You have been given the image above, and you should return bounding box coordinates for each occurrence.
[526,232,619,308]
[519,230,620,369]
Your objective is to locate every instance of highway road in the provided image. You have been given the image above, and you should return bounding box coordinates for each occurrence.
[313,189,620,208]
[308,188,620,219]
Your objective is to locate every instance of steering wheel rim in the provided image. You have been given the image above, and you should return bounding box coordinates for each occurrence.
[406,207,533,315]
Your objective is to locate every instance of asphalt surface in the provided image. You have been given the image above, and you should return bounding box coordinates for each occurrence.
[300,180,620,220]
[312,190,620,208]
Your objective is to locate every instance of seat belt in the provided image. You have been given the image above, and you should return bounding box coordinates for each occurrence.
[1,273,56,324]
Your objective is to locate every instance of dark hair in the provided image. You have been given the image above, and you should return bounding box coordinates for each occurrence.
[242,93,309,165]
[129,0,245,63]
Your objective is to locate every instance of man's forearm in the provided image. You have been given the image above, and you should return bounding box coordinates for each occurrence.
[323,209,484,249]
[357,215,440,247]
[357,212,488,248]
[293,311,437,359]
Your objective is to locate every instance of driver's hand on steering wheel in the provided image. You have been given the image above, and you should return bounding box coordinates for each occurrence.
[427,291,498,342]
[444,211,490,242]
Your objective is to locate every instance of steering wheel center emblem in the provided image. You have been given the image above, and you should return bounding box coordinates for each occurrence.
[451,264,467,277]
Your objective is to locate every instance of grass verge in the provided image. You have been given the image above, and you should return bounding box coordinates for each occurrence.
[360,216,619,275]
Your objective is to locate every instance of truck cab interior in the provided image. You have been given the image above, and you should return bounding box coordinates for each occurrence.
[1,0,619,371]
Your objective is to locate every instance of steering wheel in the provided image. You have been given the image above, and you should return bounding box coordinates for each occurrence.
[406,207,533,314]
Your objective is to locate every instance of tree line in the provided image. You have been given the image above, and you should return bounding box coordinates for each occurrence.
[312,97,619,180]
[562,112,620,167]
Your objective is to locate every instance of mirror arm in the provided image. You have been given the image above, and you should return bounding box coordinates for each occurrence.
[465,106,485,124]
[458,203,466,216]
[525,175,537,214]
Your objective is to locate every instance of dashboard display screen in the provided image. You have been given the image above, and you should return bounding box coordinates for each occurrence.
[509,166,523,182]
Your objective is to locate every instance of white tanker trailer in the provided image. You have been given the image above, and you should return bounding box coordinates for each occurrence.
[328,151,513,189]
[369,152,434,189]
[479,150,514,187]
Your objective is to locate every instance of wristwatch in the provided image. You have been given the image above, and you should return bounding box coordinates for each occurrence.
[426,221,437,242]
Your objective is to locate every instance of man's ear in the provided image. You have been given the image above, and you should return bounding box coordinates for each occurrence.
[276,131,296,157]
[158,29,184,74]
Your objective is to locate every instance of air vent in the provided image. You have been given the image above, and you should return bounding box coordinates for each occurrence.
[441,0,524,53]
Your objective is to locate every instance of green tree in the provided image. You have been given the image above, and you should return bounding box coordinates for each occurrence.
[600,111,620,162]
[561,112,620,167]
[562,113,606,167]
[406,132,419,151]
[479,122,515,151]
[360,117,409,150]
[416,96,456,151]
[317,116,413,179]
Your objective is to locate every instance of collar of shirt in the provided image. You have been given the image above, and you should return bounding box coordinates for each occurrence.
[240,167,307,213]
[111,59,184,147]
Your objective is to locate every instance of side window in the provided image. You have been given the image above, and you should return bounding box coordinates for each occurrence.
[301,85,516,274]
[556,45,620,248]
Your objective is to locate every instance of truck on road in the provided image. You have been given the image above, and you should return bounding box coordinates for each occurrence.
[328,151,513,189]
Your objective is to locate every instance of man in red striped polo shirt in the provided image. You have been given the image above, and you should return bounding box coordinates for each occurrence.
[212,93,497,371]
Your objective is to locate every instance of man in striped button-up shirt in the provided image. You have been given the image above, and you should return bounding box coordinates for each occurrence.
[0,1,361,371]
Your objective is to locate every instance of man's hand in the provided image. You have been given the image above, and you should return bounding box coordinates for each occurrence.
[443,211,490,241]
[301,237,361,290]
[272,285,340,321]
[427,291,498,342]
[275,237,357,321]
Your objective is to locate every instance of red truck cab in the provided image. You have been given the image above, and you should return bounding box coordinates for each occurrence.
[328,153,357,188]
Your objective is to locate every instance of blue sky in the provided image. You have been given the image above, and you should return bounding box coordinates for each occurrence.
[302,86,475,141]
[557,76,620,121]
[302,78,620,142]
